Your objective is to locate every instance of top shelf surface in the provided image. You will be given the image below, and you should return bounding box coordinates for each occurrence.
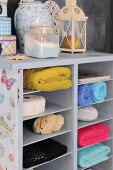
[0,52,113,70]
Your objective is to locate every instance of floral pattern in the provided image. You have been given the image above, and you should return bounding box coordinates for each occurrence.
[1,70,16,90]
[9,154,14,162]
[0,68,18,170]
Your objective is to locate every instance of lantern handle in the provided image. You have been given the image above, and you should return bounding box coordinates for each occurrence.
[65,0,77,6]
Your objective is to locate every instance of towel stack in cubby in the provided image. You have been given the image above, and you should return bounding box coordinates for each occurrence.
[0,0,16,56]
[78,123,110,147]
[78,81,107,122]
[78,143,110,168]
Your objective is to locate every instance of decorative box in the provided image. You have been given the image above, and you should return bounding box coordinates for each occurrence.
[0,3,7,17]
[0,17,11,36]
[0,36,16,56]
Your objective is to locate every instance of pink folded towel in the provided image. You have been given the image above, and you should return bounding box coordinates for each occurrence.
[78,123,109,147]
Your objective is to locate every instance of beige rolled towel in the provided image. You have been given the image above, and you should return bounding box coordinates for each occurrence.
[33,114,64,135]
[23,95,46,117]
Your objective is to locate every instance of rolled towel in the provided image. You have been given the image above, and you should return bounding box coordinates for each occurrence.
[78,84,93,106]
[78,123,109,147]
[78,143,110,168]
[23,95,46,117]
[78,106,98,121]
[23,67,72,91]
[90,82,107,103]
[33,114,64,135]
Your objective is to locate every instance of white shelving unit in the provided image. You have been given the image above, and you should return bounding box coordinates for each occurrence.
[0,52,113,170]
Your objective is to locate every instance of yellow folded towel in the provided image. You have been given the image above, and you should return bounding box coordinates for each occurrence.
[24,67,72,91]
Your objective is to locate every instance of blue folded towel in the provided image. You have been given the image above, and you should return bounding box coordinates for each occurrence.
[78,143,110,168]
[90,82,107,103]
[78,84,93,106]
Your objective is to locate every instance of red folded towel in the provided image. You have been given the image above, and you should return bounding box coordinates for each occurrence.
[78,123,109,147]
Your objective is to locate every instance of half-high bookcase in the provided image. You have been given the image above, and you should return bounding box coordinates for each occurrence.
[0,52,113,170]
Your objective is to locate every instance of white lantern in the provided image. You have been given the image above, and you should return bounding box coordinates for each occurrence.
[57,0,88,53]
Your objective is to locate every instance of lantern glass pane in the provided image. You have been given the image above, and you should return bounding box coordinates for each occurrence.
[74,21,86,49]
[59,20,72,49]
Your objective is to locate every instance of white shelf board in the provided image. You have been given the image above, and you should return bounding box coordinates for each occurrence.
[23,89,41,95]
[23,150,71,170]
[78,112,113,129]
[77,155,112,170]
[77,136,113,151]
[23,101,72,121]
[23,126,72,146]
[78,97,113,108]
[78,78,113,86]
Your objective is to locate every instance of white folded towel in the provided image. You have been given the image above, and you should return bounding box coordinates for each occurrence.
[23,95,46,117]
[78,106,98,122]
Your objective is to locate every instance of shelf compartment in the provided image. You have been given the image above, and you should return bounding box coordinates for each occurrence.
[23,150,71,170]
[23,65,73,96]
[23,126,72,146]
[78,62,113,107]
[78,112,113,129]
[23,101,72,121]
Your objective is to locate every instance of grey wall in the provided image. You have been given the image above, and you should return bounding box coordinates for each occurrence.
[78,0,110,52]
[8,0,112,52]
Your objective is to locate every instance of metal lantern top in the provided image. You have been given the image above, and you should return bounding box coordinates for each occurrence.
[58,0,88,20]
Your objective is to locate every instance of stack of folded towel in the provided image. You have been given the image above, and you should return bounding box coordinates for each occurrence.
[78,143,110,168]
[78,123,109,147]
[24,67,72,91]
[78,82,107,106]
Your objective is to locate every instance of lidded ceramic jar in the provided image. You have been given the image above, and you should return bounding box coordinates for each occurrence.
[14,0,52,51]
[25,25,59,58]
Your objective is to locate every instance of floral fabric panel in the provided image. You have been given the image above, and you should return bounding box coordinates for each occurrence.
[0,68,19,170]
